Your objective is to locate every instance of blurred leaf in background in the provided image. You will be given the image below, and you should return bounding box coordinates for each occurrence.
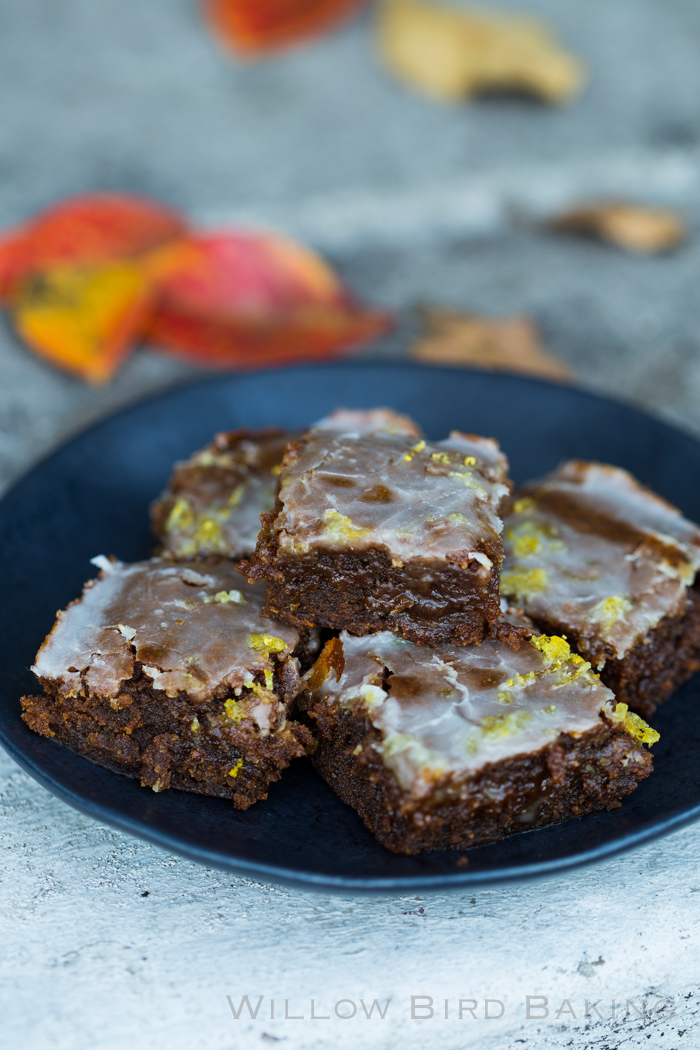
[204,0,371,54]
[144,231,392,369]
[0,195,392,382]
[550,202,687,255]
[411,306,570,380]
[377,0,585,104]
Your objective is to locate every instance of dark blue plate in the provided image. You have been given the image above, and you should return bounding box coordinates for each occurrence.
[2,363,699,893]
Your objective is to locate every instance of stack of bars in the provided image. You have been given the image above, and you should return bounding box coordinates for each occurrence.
[21,408,700,854]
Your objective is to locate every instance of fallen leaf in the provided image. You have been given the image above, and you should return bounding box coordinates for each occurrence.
[377,0,585,104]
[550,202,687,254]
[0,196,390,381]
[411,306,570,381]
[145,231,392,368]
[12,261,153,384]
[2,194,188,382]
[0,227,26,300]
[0,193,187,296]
[204,0,370,54]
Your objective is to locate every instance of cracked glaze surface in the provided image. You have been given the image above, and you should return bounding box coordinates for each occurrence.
[502,461,700,661]
[33,558,301,703]
[273,424,510,572]
[307,629,631,799]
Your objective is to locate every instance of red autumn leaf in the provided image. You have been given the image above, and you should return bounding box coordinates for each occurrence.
[1,193,188,382]
[204,0,371,54]
[0,227,26,301]
[1,193,187,297]
[145,231,392,368]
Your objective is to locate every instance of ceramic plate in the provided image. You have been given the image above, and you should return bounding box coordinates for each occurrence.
[2,363,699,892]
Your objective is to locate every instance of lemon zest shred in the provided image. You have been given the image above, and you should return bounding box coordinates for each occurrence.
[500,566,548,600]
[612,702,660,747]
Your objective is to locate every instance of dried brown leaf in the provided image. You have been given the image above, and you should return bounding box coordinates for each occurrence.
[551,202,687,254]
[377,0,585,104]
[411,306,570,381]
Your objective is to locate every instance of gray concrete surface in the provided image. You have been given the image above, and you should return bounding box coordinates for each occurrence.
[1,1,700,1048]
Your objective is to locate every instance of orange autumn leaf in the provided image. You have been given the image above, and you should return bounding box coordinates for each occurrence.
[204,0,370,54]
[11,261,154,384]
[145,232,392,368]
[1,193,187,297]
[1,194,188,381]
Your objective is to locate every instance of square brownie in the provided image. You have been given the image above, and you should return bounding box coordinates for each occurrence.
[241,411,519,647]
[21,558,314,809]
[501,461,700,717]
[151,427,290,562]
[302,627,656,854]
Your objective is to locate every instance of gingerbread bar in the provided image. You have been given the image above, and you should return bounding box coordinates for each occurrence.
[21,558,314,809]
[501,461,700,717]
[241,412,517,647]
[151,428,290,562]
[302,628,656,854]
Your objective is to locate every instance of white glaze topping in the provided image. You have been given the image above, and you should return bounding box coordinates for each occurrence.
[307,629,633,799]
[312,407,423,439]
[272,424,510,567]
[33,559,302,714]
[502,461,700,661]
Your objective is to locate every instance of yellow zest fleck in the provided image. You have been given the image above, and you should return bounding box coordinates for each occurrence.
[529,633,572,665]
[447,512,469,525]
[271,464,282,476]
[479,710,532,739]
[497,670,537,704]
[165,497,193,534]
[190,717,201,733]
[464,455,476,466]
[589,595,633,631]
[264,668,274,692]
[506,520,563,559]
[529,634,593,683]
[448,470,483,491]
[224,698,245,722]
[194,517,224,546]
[228,759,244,778]
[243,676,275,702]
[513,497,537,515]
[500,566,548,600]
[165,498,234,556]
[431,452,451,465]
[612,702,660,747]
[404,441,425,462]
[227,483,246,508]
[323,508,370,542]
[247,633,288,658]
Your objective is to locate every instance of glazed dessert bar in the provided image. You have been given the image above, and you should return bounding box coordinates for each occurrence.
[501,461,700,717]
[302,627,657,854]
[21,558,314,809]
[151,427,290,562]
[242,413,519,647]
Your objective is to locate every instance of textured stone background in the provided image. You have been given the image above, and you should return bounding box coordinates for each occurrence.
[1,1,700,1047]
